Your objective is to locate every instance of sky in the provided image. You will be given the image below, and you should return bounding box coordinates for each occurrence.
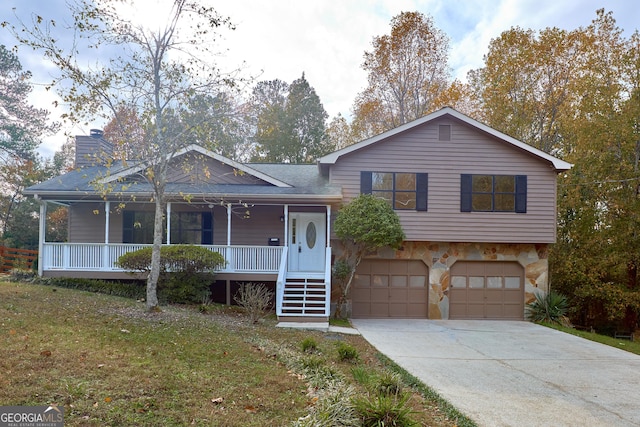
[1,0,639,158]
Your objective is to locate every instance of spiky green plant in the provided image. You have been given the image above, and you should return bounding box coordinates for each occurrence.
[526,291,569,324]
[353,393,418,427]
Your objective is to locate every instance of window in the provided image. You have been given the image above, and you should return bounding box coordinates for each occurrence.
[123,210,212,244]
[360,171,428,211]
[122,211,158,244]
[170,212,213,244]
[460,174,527,213]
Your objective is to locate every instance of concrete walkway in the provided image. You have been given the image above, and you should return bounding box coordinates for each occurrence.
[352,319,640,427]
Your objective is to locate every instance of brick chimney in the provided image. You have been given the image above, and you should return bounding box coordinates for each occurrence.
[74,129,113,168]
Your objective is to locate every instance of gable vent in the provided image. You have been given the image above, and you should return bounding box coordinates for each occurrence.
[438,124,451,141]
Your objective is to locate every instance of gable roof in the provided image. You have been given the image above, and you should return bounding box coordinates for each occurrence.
[24,145,341,202]
[100,144,292,188]
[318,107,572,172]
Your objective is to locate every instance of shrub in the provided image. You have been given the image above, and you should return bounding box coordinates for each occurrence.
[301,337,318,353]
[234,282,274,323]
[8,268,37,282]
[336,342,359,362]
[37,277,145,299]
[353,393,417,427]
[526,291,569,324]
[116,245,225,304]
[116,245,226,274]
[375,371,404,396]
[160,272,212,304]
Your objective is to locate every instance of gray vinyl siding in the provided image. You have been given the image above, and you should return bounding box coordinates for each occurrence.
[167,154,269,185]
[68,203,97,242]
[329,117,559,243]
[68,202,286,246]
[228,205,285,246]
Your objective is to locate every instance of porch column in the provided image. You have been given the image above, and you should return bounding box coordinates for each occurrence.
[226,204,231,246]
[166,202,171,244]
[37,198,46,276]
[104,201,110,244]
[283,204,288,246]
[326,205,331,247]
[103,201,110,270]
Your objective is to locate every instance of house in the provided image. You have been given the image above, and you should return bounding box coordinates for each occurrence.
[24,107,571,321]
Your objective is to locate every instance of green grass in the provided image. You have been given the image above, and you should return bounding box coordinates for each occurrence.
[541,322,640,355]
[376,353,478,427]
[329,317,352,328]
[0,281,469,426]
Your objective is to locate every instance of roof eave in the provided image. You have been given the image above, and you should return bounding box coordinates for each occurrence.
[26,190,343,203]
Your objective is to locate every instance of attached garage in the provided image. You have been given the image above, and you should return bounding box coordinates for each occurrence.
[351,259,429,318]
[449,261,524,320]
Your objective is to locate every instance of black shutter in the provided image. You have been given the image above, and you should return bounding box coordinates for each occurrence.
[460,174,472,212]
[201,211,213,245]
[122,211,134,243]
[515,175,527,213]
[416,173,428,211]
[360,171,372,194]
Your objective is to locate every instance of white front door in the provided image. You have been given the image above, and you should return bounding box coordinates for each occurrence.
[288,213,326,272]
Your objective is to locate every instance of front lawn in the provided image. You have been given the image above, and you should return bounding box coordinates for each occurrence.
[0,281,473,426]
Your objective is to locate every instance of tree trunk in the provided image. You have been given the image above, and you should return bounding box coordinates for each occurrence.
[146,197,164,311]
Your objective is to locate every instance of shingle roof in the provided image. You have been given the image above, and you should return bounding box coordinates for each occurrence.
[24,158,341,202]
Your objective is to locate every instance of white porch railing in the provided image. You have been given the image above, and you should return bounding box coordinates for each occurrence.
[41,243,285,274]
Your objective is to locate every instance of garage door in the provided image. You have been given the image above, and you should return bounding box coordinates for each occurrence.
[449,261,524,320]
[351,259,429,318]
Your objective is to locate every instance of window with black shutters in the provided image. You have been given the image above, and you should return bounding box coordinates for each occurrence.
[360,171,428,211]
[460,174,527,213]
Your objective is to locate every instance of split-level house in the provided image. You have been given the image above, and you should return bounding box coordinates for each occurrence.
[24,107,571,321]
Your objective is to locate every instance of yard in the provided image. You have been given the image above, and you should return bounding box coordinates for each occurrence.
[0,280,470,426]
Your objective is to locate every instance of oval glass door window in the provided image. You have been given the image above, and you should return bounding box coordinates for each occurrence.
[306,222,317,249]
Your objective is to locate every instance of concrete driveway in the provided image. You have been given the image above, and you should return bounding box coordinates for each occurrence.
[351,319,640,427]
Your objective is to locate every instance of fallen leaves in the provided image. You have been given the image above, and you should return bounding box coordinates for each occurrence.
[244,405,257,414]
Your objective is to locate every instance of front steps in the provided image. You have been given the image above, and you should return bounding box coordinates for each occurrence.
[279,273,329,319]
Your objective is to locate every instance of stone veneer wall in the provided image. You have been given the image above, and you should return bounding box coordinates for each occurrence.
[334,241,549,320]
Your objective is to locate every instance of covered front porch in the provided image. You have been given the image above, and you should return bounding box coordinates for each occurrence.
[36,200,333,320]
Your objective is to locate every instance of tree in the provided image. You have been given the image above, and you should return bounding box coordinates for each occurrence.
[0,154,57,249]
[284,73,331,162]
[252,74,330,163]
[9,0,239,311]
[352,11,451,139]
[250,79,289,161]
[467,26,581,154]
[0,44,57,162]
[326,113,358,151]
[102,106,147,162]
[181,92,254,161]
[332,194,405,318]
